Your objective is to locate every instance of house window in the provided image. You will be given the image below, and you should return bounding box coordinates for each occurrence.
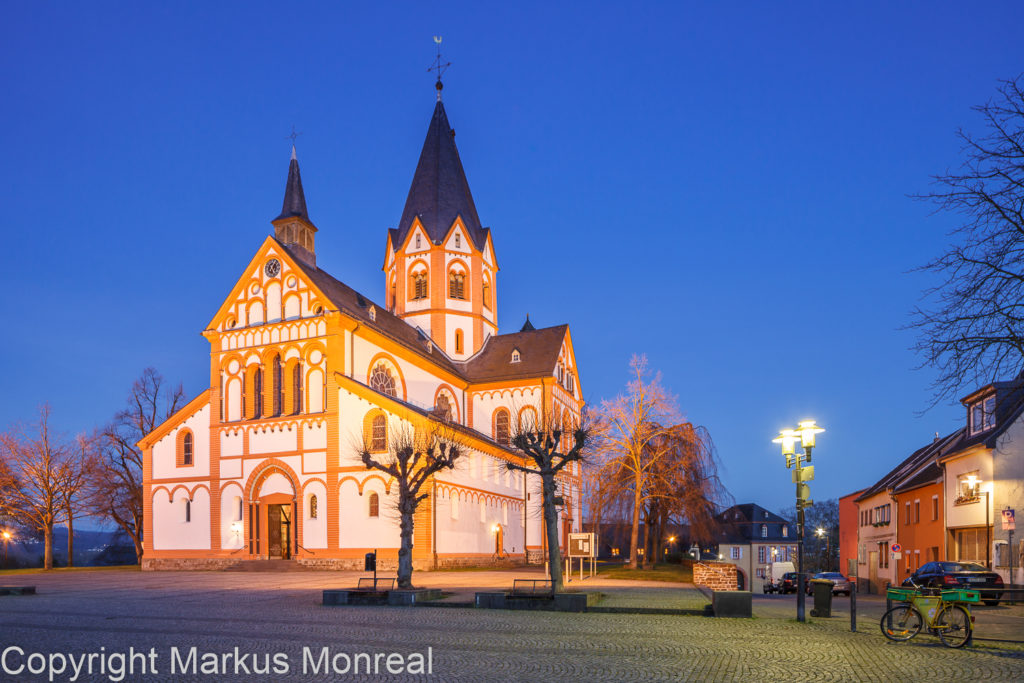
[782,525,788,538]
[905,502,911,525]
[755,568,766,579]
[309,495,318,519]
[956,472,981,503]
[368,492,380,518]
[914,500,920,524]
[730,547,740,559]
[970,395,996,434]
[932,496,939,520]
[511,349,520,363]
[494,409,511,446]
[758,546,766,563]
[761,525,767,538]
[370,414,387,452]
[448,271,466,300]
[369,364,396,397]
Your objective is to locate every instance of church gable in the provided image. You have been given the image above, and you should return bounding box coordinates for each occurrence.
[443,220,472,254]
[207,237,328,334]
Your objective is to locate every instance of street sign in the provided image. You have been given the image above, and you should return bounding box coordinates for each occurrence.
[1003,509,1016,531]
[891,543,901,553]
[892,552,902,560]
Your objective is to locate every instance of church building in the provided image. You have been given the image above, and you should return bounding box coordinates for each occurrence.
[139,82,585,569]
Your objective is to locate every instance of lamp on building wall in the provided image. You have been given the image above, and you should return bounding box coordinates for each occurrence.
[773,419,825,623]
[965,475,991,568]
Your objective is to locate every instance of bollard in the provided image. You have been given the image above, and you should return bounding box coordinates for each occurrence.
[850,587,856,632]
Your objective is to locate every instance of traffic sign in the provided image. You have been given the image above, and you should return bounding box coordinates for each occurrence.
[1002,509,1015,531]
[891,543,901,553]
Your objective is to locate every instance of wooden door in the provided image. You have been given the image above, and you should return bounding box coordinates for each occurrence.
[268,505,283,558]
[868,551,879,594]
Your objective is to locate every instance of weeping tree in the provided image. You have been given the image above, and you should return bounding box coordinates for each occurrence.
[505,409,591,593]
[358,423,464,589]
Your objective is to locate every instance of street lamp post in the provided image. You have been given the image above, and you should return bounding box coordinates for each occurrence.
[816,527,831,572]
[2,531,11,569]
[773,420,824,623]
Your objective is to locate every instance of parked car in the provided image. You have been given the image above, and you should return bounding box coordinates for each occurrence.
[805,572,855,596]
[901,561,1004,606]
[779,572,813,594]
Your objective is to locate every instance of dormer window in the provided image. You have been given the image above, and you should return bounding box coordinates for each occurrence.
[511,349,521,363]
[761,525,768,538]
[782,526,788,538]
[969,395,996,434]
[369,305,376,322]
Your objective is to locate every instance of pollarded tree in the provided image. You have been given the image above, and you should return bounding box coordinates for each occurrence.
[911,76,1024,404]
[505,409,591,594]
[358,423,464,589]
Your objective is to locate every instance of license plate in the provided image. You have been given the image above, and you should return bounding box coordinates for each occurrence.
[967,578,986,583]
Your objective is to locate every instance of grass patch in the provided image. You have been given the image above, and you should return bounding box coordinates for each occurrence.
[0,565,140,576]
[597,563,693,583]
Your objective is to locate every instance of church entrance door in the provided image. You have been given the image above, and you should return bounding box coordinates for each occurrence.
[267,504,293,559]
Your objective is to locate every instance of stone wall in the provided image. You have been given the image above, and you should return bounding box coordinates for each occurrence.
[693,561,738,591]
[142,558,241,571]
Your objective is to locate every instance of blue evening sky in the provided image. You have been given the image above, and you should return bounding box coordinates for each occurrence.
[2,2,1021,516]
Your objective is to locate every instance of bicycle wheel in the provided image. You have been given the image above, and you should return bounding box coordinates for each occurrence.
[880,605,923,642]
[935,604,972,648]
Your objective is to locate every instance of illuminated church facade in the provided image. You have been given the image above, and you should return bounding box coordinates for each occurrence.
[139,85,584,569]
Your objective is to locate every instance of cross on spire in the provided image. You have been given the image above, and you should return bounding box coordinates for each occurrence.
[428,36,451,101]
[286,125,302,159]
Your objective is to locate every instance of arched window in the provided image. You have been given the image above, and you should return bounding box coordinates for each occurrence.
[390,281,397,310]
[182,432,193,465]
[235,496,243,522]
[273,355,283,416]
[494,409,511,446]
[369,364,396,397]
[184,499,191,523]
[454,329,464,354]
[435,393,452,421]
[448,271,466,300]
[519,407,537,433]
[291,362,303,414]
[309,494,318,519]
[371,414,387,452]
[482,278,491,310]
[409,269,428,300]
[368,492,380,517]
[245,364,263,419]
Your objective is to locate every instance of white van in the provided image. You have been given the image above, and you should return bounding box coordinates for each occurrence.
[763,561,796,593]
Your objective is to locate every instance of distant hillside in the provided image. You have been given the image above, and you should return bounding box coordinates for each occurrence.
[1,527,137,569]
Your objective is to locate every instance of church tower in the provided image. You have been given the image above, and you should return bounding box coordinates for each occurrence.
[384,82,498,360]
[272,146,318,266]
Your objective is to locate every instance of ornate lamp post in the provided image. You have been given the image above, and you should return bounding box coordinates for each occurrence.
[773,419,824,623]
[816,527,831,572]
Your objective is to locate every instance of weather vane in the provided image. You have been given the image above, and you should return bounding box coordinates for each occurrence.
[427,35,451,99]
[285,125,302,159]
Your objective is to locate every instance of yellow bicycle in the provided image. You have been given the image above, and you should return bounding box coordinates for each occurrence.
[880,580,978,648]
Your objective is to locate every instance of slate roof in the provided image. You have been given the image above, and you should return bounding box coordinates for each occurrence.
[394,101,487,250]
[944,377,1024,454]
[275,147,313,225]
[715,503,792,544]
[281,240,568,386]
[855,430,962,502]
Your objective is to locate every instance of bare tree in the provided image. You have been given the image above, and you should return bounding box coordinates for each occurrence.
[506,408,591,594]
[358,423,464,589]
[910,76,1024,404]
[91,368,184,562]
[594,355,679,569]
[57,435,98,567]
[0,405,68,569]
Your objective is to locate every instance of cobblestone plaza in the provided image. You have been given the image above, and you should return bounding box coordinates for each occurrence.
[1,570,1023,681]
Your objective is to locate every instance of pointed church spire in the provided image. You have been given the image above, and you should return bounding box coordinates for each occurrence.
[520,314,536,332]
[275,147,312,223]
[395,97,486,250]
[272,145,317,266]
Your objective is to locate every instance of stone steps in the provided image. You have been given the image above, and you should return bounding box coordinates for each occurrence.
[224,559,311,572]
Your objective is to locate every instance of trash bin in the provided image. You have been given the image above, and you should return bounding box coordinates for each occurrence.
[809,578,833,617]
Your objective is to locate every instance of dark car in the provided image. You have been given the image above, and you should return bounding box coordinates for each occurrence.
[780,572,814,594]
[902,561,1004,606]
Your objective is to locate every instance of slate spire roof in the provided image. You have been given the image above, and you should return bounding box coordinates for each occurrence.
[275,145,313,225]
[395,100,486,249]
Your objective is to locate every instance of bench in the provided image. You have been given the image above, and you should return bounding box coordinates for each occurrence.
[356,577,395,591]
[510,579,553,598]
